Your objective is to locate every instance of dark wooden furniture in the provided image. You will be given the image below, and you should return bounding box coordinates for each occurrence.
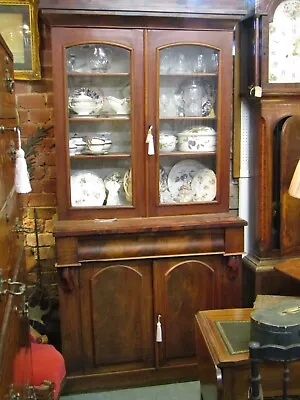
[249,341,300,400]
[40,2,247,393]
[240,0,300,305]
[195,308,300,400]
[54,214,245,393]
[274,258,300,283]
[0,33,30,400]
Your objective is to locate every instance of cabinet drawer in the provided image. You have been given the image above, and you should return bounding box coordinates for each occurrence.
[78,229,225,261]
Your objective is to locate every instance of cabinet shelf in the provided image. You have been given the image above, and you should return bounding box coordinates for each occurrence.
[160,116,216,121]
[68,72,130,77]
[160,73,217,77]
[70,153,131,159]
[69,116,130,121]
[160,151,216,157]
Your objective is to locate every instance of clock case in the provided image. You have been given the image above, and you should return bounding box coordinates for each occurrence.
[240,0,300,305]
[240,0,300,97]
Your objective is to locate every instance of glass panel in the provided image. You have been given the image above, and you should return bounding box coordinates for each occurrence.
[66,44,132,208]
[159,45,218,205]
[268,0,300,84]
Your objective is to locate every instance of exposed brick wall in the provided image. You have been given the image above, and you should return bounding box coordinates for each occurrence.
[15,23,58,299]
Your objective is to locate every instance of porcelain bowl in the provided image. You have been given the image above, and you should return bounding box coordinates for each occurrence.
[87,144,106,154]
[69,93,103,116]
[178,127,216,152]
[70,100,97,115]
[106,96,130,114]
[159,133,177,153]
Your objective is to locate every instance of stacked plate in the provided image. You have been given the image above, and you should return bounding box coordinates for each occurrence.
[166,160,216,203]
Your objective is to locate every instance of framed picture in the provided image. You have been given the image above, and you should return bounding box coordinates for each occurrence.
[0,0,41,80]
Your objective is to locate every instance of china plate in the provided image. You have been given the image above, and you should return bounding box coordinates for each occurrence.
[123,169,132,202]
[167,159,203,199]
[71,170,106,206]
[191,168,216,202]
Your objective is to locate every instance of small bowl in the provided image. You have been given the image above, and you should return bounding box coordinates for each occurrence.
[159,133,177,153]
[87,144,105,154]
[88,137,105,146]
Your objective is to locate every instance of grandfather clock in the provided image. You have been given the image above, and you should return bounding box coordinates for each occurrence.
[241,0,300,305]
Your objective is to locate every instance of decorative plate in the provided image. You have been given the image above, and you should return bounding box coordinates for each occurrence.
[191,168,217,202]
[167,159,203,199]
[71,170,106,207]
[123,169,132,202]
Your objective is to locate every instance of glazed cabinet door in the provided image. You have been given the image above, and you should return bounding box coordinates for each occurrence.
[51,27,146,220]
[147,30,233,216]
[153,256,222,368]
[79,260,154,374]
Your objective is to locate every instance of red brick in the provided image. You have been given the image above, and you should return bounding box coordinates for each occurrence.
[17,93,47,109]
[47,166,57,179]
[29,79,53,93]
[41,65,53,79]
[45,155,56,168]
[28,109,53,124]
[27,193,57,207]
[19,122,40,138]
[46,93,54,108]
[41,179,56,193]
[41,49,53,67]
[32,167,46,180]
[17,109,29,123]
[15,82,31,95]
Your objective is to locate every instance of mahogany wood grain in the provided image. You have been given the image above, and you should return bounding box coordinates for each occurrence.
[54,213,247,237]
[39,0,249,17]
[79,260,153,372]
[274,258,300,283]
[249,98,300,259]
[154,256,222,367]
[47,8,247,392]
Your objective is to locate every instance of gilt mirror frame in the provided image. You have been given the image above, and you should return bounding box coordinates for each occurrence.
[0,0,41,80]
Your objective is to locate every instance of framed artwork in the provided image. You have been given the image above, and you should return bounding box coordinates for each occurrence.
[0,0,41,80]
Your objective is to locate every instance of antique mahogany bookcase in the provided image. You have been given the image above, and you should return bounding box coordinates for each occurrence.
[39,0,250,394]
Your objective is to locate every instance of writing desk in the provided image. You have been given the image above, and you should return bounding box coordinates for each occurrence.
[195,308,300,400]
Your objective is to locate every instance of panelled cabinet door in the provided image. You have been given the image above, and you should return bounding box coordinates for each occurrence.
[51,27,146,220]
[79,261,154,373]
[153,256,222,368]
[260,0,300,94]
[147,30,233,216]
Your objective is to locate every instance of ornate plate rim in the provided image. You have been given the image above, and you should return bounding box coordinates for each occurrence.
[71,170,106,206]
[167,159,203,198]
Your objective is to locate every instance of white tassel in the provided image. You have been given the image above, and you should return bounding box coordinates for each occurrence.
[15,127,32,194]
[156,314,162,342]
